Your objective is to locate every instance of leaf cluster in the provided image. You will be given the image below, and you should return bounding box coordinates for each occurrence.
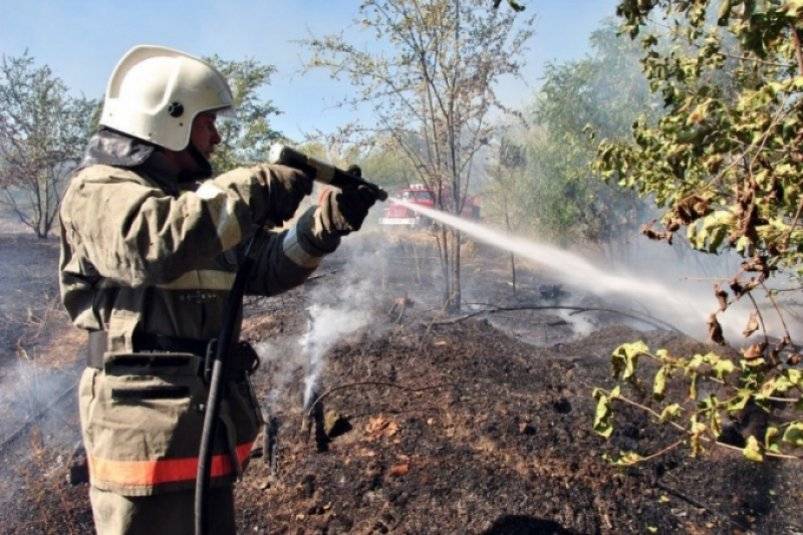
[594,339,802,463]
[596,1,803,273]
[591,0,802,467]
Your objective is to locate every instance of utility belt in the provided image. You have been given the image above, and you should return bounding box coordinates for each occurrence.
[87,330,260,380]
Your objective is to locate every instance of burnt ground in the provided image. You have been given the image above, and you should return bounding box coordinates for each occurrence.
[0,227,800,534]
[0,222,87,533]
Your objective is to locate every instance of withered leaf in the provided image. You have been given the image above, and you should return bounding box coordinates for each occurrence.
[665,218,681,232]
[742,312,760,337]
[787,353,801,366]
[707,313,725,345]
[675,195,710,224]
[388,463,410,477]
[641,222,673,244]
[769,347,780,366]
[365,416,399,439]
[729,277,745,297]
[742,343,766,360]
[729,276,760,298]
[714,283,728,312]
[741,256,769,275]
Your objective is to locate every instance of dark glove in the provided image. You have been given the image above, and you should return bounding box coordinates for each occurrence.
[260,164,313,224]
[317,183,377,236]
[292,165,377,255]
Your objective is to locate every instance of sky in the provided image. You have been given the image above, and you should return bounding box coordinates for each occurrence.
[0,1,620,140]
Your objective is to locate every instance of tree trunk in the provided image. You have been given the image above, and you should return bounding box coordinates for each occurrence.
[447,228,461,312]
[503,196,516,296]
[509,253,517,296]
[437,225,451,308]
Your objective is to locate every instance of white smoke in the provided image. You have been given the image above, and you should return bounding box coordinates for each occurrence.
[252,237,389,414]
[300,283,373,407]
[253,335,308,412]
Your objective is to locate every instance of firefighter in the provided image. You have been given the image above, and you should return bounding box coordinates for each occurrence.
[59,45,375,534]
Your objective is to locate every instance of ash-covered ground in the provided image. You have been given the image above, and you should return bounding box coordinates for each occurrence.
[0,228,800,534]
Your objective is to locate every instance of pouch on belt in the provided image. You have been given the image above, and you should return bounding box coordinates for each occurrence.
[78,351,263,496]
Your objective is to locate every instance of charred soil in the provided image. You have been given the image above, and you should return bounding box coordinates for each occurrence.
[1,231,800,534]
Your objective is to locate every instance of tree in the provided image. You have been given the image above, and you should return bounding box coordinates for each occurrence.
[305,0,533,310]
[592,1,802,463]
[483,134,534,294]
[206,56,282,173]
[529,23,652,246]
[356,137,415,190]
[0,53,97,238]
[597,1,802,271]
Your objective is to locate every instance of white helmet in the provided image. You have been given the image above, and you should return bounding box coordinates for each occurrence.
[100,45,233,151]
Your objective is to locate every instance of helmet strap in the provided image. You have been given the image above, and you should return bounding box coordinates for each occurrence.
[183,142,213,181]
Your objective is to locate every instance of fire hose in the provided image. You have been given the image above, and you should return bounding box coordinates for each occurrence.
[194,145,386,535]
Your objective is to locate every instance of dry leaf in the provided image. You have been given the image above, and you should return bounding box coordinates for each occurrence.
[714,283,728,312]
[365,415,399,439]
[365,416,388,438]
[729,277,745,297]
[641,222,674,243]
[385,421,399,437]
[707,313,725,345]
[741,256,768,274]
[742,312,760,337]
[769,346,780,365]
[729,276,760,298]
[388,463,410,477]
[675,194,710,224]
[742,343,765,360]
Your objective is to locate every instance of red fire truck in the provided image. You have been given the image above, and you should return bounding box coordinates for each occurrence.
[380,184,480,227]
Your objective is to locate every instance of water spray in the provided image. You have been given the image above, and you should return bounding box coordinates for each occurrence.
[392,199,762,340]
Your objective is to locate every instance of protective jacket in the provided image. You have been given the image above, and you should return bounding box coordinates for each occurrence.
[60,135,332,496]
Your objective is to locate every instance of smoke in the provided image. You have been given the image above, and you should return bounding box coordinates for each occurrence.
[300,280,374,407]
[253,236,388,413]
[556,307,598,339]
[0,359,73,429]
[253,335,309,412]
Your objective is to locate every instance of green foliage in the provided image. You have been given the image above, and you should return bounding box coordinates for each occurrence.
[0,52,98,238]
[590,0,803,468]
[205,56,282,173]
[487,22,652,245]
[593,385,620,438]
[612,340,649,381]
[596,340,802,462]
[595,1,803,272]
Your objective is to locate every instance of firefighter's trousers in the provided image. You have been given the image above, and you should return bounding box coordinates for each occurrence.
[90,485,235,535]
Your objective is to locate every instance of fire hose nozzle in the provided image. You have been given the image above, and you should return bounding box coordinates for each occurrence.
[268,144,388,201]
